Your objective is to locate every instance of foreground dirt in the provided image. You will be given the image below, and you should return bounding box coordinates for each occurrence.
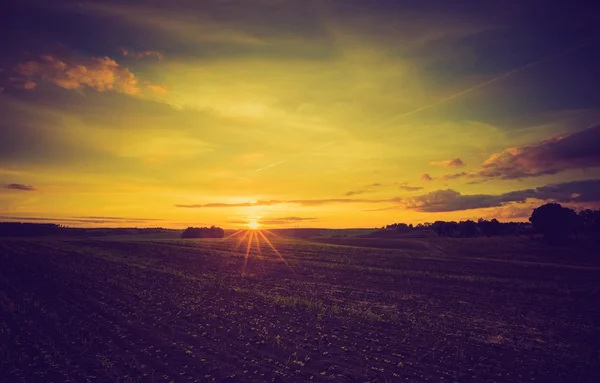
[1,236,599,382]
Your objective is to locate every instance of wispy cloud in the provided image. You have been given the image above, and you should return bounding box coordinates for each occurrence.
[377,41,597,128]
[0,216,163,224]
[4,183,36,191]
[344,183,382,196]
[397,182,423,192]
[430,157,465,168]
[176,198,391,208]
[120,48,164,60]
[440,172,468,181]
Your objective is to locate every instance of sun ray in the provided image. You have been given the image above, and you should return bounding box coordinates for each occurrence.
[253,229,265,272]
[222,228,245,241]
[257,230,293,272]
[242,230,254,274]
[235,230,250,251]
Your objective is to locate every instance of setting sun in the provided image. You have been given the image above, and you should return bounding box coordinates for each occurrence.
[247,220,261,230]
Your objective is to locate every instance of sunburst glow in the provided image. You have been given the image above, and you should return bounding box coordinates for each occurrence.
[226,225,292,274]
[247,220,261,230]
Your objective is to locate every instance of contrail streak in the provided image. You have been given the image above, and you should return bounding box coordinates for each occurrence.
[255,159,288,173]
[252,40,595,172]
[378,41,596,128]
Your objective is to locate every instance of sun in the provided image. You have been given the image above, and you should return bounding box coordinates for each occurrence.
[247,220,261,230]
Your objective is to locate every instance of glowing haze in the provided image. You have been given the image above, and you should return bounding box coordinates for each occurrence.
[1,0,599,228]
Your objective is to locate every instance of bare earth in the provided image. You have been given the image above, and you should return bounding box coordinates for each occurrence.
[1,236,599,382]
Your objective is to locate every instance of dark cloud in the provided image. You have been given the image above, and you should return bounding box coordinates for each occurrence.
[476,124,600,179]
[4,183,35,191]
[430,157,465,168]
[421,174,433,182]
[396,179,600,212]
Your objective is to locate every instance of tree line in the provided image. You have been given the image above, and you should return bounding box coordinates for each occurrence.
[384,219,532,237]
[180,226,225,239]
[0,222,63,237]
[384,203,600,245]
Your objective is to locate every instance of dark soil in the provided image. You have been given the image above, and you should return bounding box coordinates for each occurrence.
[1,236,599,382]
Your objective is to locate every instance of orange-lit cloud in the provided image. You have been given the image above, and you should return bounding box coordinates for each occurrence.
[23,80,37,90]
[147,84,168,95]
[15,55,161,95]
[430,157,465,168]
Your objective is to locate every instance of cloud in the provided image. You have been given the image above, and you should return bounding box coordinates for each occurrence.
[176,198,390,208]
[397,182,423,192]
[430,157,465,168]
[147,84,168,95]
[440,172,468,181]
[0,216,163,224]
[475,124,600,179]
[261,216,317,225]
[228,216,317,225]
[73,216,164,221]
[344,183,382,196]
[344,190,366,197]
[4,183,35,191]
[395,179,600,212]
[15,55,161,95]
[419,172,468,182]
[120,48,164,60]
[481,203,540,220]
[23,80,37,90]
[178,200,281,208]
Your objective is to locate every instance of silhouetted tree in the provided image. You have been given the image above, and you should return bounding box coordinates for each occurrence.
[459,220,478,237]
[181,226,225,239]
[579,209,600,241]
[529,203,575,245]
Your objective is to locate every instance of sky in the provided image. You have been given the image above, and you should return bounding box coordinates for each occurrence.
[1,0,599,229]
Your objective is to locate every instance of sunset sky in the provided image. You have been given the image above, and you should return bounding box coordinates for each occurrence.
[1,0,599,228]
